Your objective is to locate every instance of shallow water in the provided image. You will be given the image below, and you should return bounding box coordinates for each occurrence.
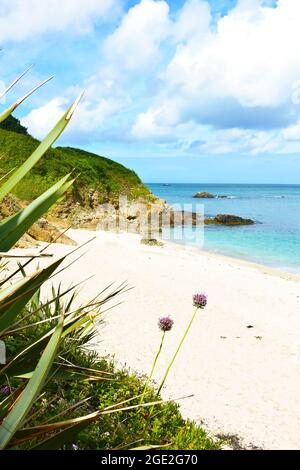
[148,183,300,274]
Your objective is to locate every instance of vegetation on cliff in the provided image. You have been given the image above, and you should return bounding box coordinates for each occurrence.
[0,115,29,135]
[0,116,150,205]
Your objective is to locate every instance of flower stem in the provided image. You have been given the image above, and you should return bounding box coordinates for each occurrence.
[140,331,166,403]
[157,307,199,397]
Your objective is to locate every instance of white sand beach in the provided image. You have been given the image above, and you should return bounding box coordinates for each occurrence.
[16,228,300,450]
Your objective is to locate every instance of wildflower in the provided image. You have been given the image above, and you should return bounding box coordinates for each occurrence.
[0,385,10,396]
[140,316,174,403]
[157,292,208,397]
[193,293,207,309]
[158,316,174,332]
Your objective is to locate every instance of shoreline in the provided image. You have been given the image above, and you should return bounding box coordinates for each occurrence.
[163,223,300,279]
[146,232,300,283]
[171,240,300,282]
[137,229,300,282]
[12,228,300,449]
[12,224,300,281]
[13,228,300,282]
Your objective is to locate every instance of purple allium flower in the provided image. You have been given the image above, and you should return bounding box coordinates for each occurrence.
[0,385,10,396]
[158,316,174,332]
[193,293,207,309]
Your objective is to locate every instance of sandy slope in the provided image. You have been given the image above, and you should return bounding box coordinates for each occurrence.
[15,229,300,449]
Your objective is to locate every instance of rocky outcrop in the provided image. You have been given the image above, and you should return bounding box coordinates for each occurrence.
[27,219,76,245]
[0,194,22,217]
[164,211,254,227]
[141,238,164,247]
[16,233,39,249]
[55,197,255,234]
[0,195,76,247]
[205,214,255,226]
[1,190,253,242]
[193,192,215,198]
[193,192,228,199]
[57,196,168,235]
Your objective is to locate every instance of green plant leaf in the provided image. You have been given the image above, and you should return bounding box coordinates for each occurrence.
[0,257,65,333]
[0,175,74,251]
[0,76,54,125]
[0,314,64,449]
[30,424,88,450]
[0,65,33,102]
[130,445,163,450]
[0,308,93,379]
[10,398,164,449]
[11,410,100,446]
[0,282,120,378]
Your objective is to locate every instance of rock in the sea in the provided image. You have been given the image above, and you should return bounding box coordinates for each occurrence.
[193,192,229,199]
[193,192,215,198]
[205,214,255,226]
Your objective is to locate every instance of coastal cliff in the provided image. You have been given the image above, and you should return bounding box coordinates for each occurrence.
[0,117,151,205]
[0,117,155,243]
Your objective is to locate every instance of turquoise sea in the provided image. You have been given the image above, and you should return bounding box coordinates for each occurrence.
[147,183,300,274]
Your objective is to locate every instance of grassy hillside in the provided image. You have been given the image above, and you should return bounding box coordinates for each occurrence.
[0,117,150,205]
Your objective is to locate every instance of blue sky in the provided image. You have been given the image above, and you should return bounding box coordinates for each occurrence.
[1,0,300,183]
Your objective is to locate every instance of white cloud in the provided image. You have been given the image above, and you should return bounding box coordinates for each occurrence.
[193,128,281,155]
[21,72,130,141]
[21,0,171,141]
[172,0,211,43]
[22,96,126,140]
[104,0,171,70]
[132,0,300,154]
[282,121,300,141]
[132,101,181,140]
[17,0,300,156]
[21,97,68,139]
[69,97,128,136]
[21,93,125,139]
[0,0,118,42]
